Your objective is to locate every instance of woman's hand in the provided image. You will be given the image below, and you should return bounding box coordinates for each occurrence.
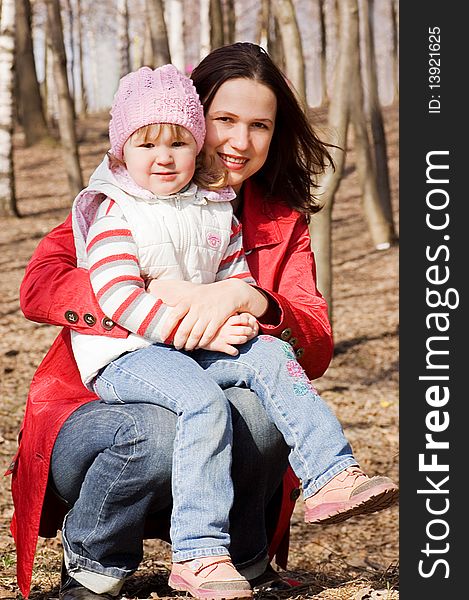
[199,313,259,355]
[147,278,268,350]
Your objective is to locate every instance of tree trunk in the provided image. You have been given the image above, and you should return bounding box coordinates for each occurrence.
[309,0,355,320]
[256,0,270,48]
[143,19,154,66]
[199,0,211,61]
[89,27,99,112]
[0,0,18,217]
[46,0,83,196]
[146,0,171,67]
[42,15,50,123]
[271,0,306,106]
[117,0,131,77]
[301,0,324,107]
[15,0,49,146]
[76,0,88,115]
[323,0,339,101]
[360,0,397,245]
[224,0,236,45]
[210,0,225,50]
[349,0,393,249]
[63,0,75,100]
[319,0,328,106]
[391,0,399,101]
[166,0,185,72]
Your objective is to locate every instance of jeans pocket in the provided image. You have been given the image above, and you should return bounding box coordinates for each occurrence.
[93,375,125,404]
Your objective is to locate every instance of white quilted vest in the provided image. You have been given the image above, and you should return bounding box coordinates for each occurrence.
[71,156,235,385]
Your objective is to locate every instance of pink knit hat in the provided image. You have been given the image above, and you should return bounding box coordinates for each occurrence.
[109,64,206,160]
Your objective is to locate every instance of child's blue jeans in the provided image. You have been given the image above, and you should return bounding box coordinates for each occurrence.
[92,334,356,562]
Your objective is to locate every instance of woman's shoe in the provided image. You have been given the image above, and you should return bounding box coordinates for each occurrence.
[59,575,117,600]
[304,466,399,525]
[59,559,120,600]
[169,556,252,600]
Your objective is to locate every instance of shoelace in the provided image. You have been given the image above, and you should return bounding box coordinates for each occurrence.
[341,467,366,485]
[190,558,234,576]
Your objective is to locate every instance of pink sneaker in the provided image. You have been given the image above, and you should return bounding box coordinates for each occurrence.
[169,556,252,600]
[304,466,399,525]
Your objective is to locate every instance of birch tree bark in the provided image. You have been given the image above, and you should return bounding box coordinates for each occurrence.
[308,0,354,319]
[146,0,171,67]
[16,0,49,146]
[76,0,88,115]
[199,0,211,61]
[166,0,185,72]
[0,0,18,217]
[271,0,306,106]
[117,0,131,77]
[46,0,83,196]
[63,0,75,100]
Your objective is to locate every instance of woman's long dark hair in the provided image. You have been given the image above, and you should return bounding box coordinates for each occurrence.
[191,42,334,214]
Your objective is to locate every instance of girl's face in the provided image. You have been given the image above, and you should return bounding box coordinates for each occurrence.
[123,125,198,196]
[204,78,277,193]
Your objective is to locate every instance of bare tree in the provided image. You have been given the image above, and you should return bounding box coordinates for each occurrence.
[319,0,327,105]
[63,0,75,100]
[271,0,306,106]
[143,20,153,66]
[117,0,131,76]
[199,0,211,60]
[391,0,399,100]
[323,0,339,100]
[309,0,354,318]
[46,0,83,196]
[146,0,171,67]
[349,0,394,249]
[360,0,396,245]
[298,0,324,107]
[256,0,270,48]
[76,0,88,115]
[210,0,224,50]
[0,0,18,217]
[269,9,285,72]
[15,0,49,146]
[166,0,185,71]
[223,0,235,45]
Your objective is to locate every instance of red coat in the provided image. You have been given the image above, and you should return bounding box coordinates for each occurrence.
[7,179,333,597]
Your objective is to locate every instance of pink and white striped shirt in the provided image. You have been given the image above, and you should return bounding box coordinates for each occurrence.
[71,157,255,384]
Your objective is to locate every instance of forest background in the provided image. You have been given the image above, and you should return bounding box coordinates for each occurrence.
[0,1,399,599]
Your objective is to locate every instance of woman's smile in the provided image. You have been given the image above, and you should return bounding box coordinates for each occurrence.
[217,152,249,170]
[204,78,277,191]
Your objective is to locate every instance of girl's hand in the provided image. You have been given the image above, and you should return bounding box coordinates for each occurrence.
[147,278,267,350]
[199,313,259,355]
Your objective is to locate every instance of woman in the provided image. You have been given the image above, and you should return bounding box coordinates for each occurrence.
[9,43,335,600]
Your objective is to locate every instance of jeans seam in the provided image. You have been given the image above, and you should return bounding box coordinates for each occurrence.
[80,410,140,550]
[203,356,314,484]
[102,362,181,413]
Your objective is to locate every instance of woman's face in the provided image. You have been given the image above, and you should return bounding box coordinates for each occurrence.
[204,78,277,193]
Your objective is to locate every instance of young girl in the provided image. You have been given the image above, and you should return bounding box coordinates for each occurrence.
[70,64,398,600]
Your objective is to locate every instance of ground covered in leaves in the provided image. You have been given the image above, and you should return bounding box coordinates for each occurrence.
[0,105,399,599]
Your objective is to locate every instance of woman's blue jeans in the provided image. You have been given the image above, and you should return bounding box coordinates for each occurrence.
[51,383,289,593]
[89,335,354,561]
